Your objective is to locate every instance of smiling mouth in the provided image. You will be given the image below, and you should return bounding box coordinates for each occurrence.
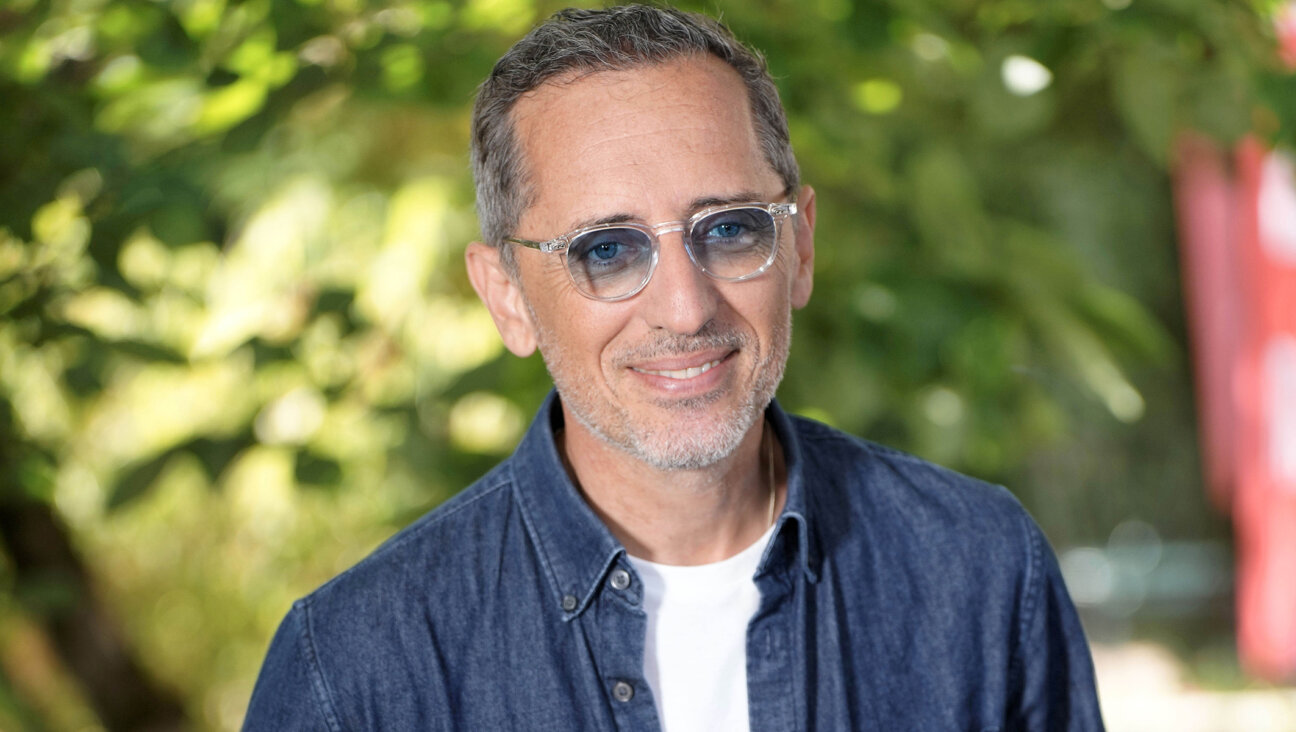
[630,358,724,380]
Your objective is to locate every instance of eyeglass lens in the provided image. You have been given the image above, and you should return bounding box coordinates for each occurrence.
[566,206,779,300]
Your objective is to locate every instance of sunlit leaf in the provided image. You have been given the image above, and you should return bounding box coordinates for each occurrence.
[380,43,423,92]
[57,287,141,341]
[32,198,90,256]
[95,77,205,151]
[851,78,903,114]
[461,0,536,35]
[194,78,267,134]
[177,0,228,39]
[448,391,524,454]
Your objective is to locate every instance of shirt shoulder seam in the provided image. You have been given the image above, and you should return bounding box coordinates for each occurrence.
[297,599,346,732]
[308,473,515,599]
[1010,510,1044,693]
[382,473,513,547]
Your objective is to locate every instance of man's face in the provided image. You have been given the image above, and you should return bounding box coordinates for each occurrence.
[494,55,814,470]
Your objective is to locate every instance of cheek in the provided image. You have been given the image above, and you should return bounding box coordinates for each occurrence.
[757,256,798,309]
[726,283,790,350]
[755,280,796,351]
[551,304,633,376]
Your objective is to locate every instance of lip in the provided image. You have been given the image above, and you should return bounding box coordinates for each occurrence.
[627,349,735,392]
[629,348,733,375]
[631,357,723,380]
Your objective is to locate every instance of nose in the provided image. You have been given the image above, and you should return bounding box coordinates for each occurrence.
[639,231,719,335]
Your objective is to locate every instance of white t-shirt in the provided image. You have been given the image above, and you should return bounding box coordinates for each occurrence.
[626,525,776,732]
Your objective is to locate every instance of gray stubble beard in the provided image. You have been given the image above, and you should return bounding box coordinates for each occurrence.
[532,307,792,472]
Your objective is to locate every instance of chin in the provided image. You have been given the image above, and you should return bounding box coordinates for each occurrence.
[571,392,769,472]
[632,417,755,471]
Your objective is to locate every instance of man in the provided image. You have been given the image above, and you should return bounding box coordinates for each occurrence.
[244,5,1104,730]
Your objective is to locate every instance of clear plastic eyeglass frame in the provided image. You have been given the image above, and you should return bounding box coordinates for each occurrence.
[502,201,798,302]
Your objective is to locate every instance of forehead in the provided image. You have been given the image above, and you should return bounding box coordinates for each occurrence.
[510,55,778,226]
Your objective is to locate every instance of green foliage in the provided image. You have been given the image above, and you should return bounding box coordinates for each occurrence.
[0,0,1287,727]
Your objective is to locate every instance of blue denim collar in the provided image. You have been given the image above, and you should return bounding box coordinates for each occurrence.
[766,396,821,585]
[509,391,820,622]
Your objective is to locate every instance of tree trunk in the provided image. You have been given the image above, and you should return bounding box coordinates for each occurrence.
[0,499,188,732]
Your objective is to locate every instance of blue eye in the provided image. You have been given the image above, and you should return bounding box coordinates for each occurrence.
[568,228,653,290]
[572,231,641,266]
[708,221,744,239]
[590,241,621,260]
[688,207,779,277]
[692,208,772,251]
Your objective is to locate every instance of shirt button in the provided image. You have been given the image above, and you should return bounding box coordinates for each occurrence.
[612,680,634,702]
[561,594,578,612]
[609,568,631,591]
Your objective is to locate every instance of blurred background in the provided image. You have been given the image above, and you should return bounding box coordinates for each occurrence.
[2,0,1295,729]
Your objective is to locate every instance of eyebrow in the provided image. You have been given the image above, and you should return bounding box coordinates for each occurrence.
[567,191,769,231]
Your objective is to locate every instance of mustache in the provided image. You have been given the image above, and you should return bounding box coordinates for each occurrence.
[612,321,749,366]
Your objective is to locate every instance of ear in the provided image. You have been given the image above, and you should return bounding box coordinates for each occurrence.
[465,242,538,357]
[790,184,816,309]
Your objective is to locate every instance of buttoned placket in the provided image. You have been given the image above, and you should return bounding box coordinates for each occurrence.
[512,397,662,729]
[588,558,662,730]
[744,523,801,732]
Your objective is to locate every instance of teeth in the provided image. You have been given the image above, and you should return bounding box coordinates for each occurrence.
[633,358,722,380]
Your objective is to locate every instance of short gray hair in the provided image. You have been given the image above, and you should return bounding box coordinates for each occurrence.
[469,4,800,268]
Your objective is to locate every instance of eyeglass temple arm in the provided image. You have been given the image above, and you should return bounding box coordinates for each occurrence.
[502,236,566,253]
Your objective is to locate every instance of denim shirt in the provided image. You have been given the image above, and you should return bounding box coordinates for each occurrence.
[244,392,1104,731]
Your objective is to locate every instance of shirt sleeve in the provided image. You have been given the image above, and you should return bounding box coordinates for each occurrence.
[1007,515,1106,731]
[242,601,341,732]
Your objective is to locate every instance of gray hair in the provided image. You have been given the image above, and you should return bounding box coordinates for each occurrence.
[469,4,800,268]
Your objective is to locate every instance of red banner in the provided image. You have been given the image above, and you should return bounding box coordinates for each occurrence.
[1176,136,1296,680]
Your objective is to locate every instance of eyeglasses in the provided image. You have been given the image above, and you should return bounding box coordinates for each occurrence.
[503,201,798,302]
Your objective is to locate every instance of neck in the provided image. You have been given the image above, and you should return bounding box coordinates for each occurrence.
[557,409,784,566]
